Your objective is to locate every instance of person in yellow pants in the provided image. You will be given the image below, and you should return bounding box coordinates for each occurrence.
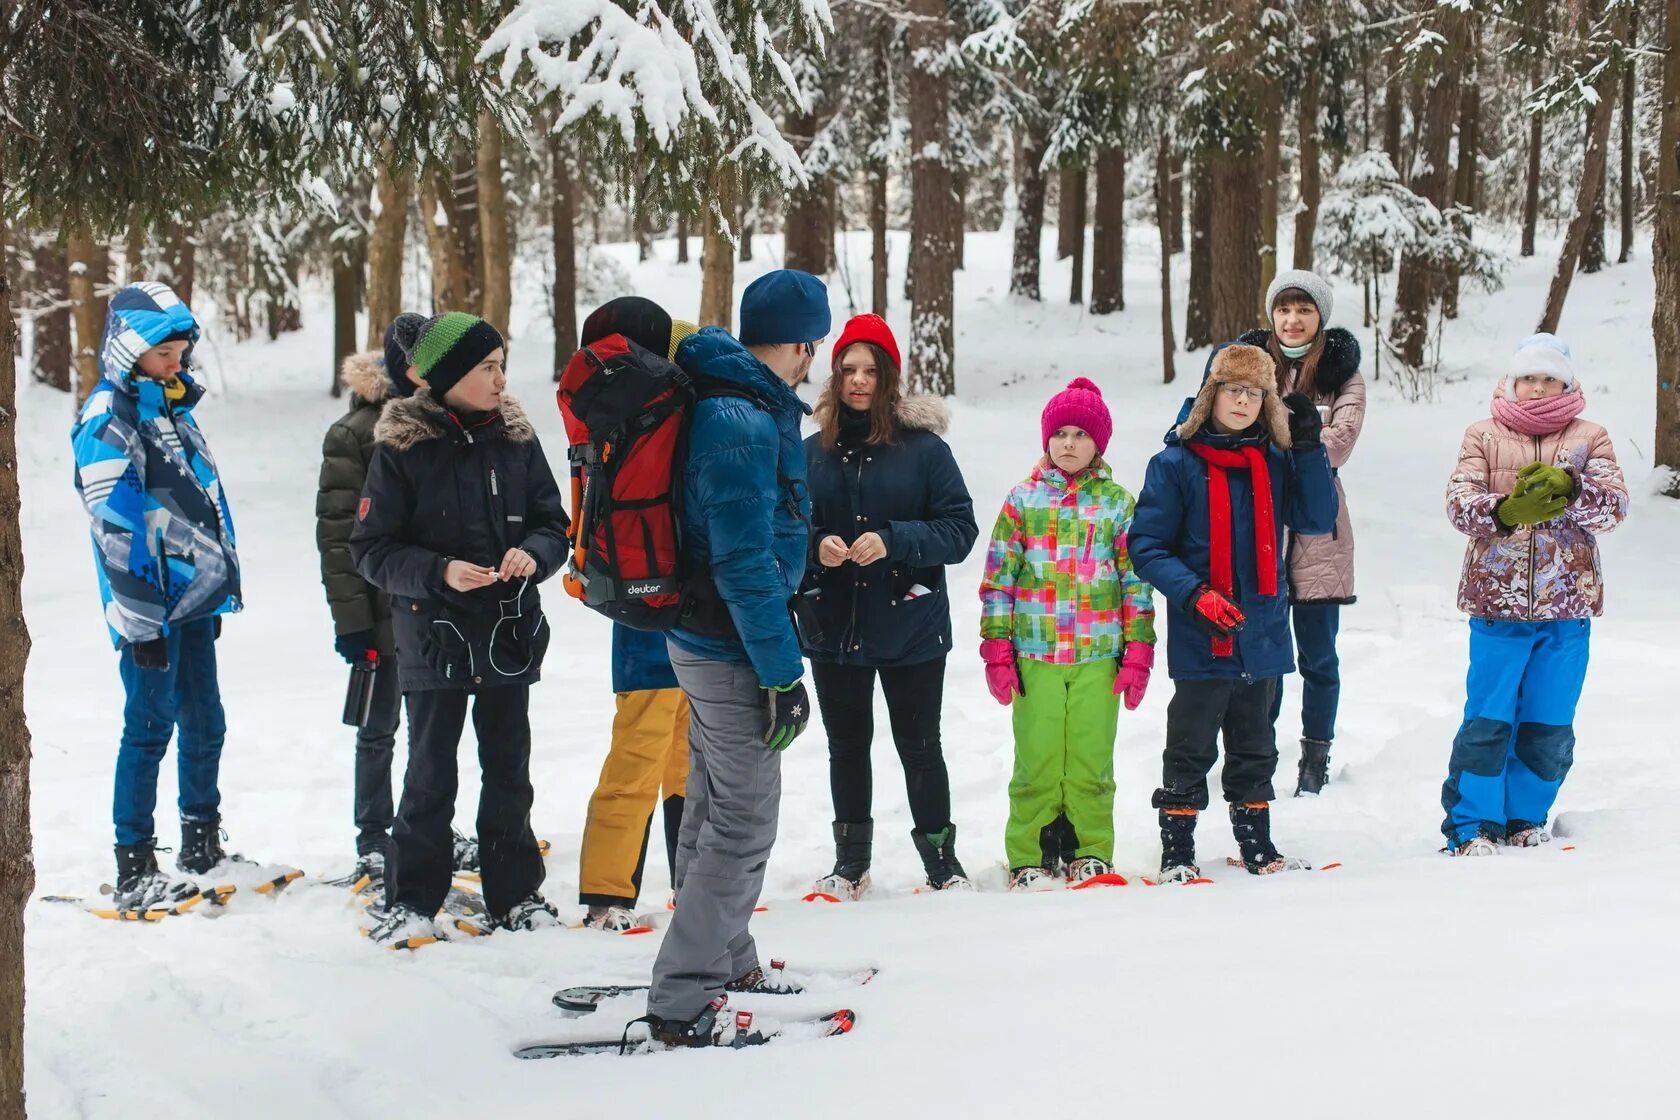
[579,623,690,931]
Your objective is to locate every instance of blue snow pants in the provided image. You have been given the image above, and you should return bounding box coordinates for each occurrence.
[113,618,226,847]
[1441,618,1589,847]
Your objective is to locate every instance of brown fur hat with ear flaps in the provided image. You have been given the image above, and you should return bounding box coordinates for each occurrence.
[1177,343,1293,449]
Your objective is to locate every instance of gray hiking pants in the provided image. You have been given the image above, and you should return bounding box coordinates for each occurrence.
[649,643,781,1020]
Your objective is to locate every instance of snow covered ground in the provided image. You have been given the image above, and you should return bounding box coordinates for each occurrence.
[19,226,1680,1117]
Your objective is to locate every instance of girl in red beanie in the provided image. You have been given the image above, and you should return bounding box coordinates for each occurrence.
[978,378,1157,891]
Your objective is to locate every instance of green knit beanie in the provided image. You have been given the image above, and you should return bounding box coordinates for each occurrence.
[411,312,505,397]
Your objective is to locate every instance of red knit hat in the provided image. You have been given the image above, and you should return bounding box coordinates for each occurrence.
[831,313,901,371]
[1041,377,1112,455]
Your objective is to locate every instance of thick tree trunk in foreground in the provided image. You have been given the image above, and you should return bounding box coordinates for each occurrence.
[477,113,512,337]
[907,0,957,396]
[699,170,737,332]
[366,153,411,350]
[1010,122,1049,300]
[1185,158,1213,349]
[1208,148,1263,343]
[551,131,578,379]
[1090,144,1126,315]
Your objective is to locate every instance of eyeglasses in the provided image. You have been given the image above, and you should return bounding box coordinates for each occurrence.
[803,341,818,358]
[1217,383,1266,403]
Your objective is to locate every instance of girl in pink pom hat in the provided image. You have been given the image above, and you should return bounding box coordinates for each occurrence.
[977,377,1157,891]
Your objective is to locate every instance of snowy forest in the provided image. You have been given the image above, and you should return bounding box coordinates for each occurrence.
[3,0,1680,1115]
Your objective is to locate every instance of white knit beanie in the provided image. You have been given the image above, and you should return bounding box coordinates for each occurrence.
[1508,332,1575,388]
[1266,269,1334,326]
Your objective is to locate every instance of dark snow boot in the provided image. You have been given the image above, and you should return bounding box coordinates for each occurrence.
[1039,812,1078,874]
[810,821,872,900]
[113,840,201,912]
[176,816,239,875]
[452,829,480,874]
[1295,739,1331,797]
[1158,808,1201,882]
[1229,802,1310,874]
[911,824,972,890]
[640,997,726,1049]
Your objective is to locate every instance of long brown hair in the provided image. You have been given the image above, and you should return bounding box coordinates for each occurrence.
[1266,288,1327,397]
[816,341,902,450]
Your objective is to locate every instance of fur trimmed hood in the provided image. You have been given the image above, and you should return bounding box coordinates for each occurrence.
[1234,326,1362,398]
[812,393,951,435]
[1178,343,1292,449]
[340,351,396,405]
[375,386,536,450]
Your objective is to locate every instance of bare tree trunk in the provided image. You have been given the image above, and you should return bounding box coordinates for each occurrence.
[1185,157,1214,349]
[1445,37,1481,319]
[0,204,37,1120]
[1654,0,1680,496]
[332,240,360,398]
[166,222,196,306]
[907,0,957,396]
[1090,144,1126,314]
[1619,0,1639,264]
[1522,58,1543,257]
[68,223,105,404]
[635,189,652,263]
[1390,12,1466,368]
[1068,169,1087,304]
[477,112,512,336]
[1057,167,1081,260]
[1540,22,1624,332]
[699,170,738,331]
[551,130,579,379]
[420,166,466,312]
[1011,121,1049,300]
[1169,156,1185,254]
[450,155,484,315]
[676,207,689,265]
[1581,110,1610,273]
[738,195,754,263]
[953,172,967,271]
[785,141,830,276]
[366,153,412,350]
[124,221,145,284]
[1208,147,1263,342]
[871,167,889,317]
[1383,75,1404,179]
[1157,134,1178,384]
[1294,65,1323,271]
[30,235,71,391]
[1259,84,1283,307]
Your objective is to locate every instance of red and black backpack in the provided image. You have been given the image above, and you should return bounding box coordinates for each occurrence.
[555,334,759,632]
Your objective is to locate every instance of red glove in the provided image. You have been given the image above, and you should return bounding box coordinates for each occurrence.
[1114,642,1154,711]
[980,638,1022,706]
[1190,586,1246,639]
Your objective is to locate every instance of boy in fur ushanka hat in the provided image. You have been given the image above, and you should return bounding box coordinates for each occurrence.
[1129,343,1339,881]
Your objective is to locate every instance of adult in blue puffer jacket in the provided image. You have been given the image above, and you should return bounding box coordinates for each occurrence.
[70,282,243,908]
[1131,342,1337,882]
[647,271,829,1044]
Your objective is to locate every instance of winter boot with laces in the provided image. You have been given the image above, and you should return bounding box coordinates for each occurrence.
[1449,835,1500,857]
[911,824,973,891]
[112,840,202,912]
[497,892,561,932]
[366,904,442,949]
[1504,821,1553,848]
[727,959,805,995]
[177,816,246,875]
[452,829,480,874]
[1295,738,1332,797]
[1157,808,1201,883]
[809,821,872,901]
[1229,802,1311,874]
[1007,865,1057,892]
[583,904,640,933]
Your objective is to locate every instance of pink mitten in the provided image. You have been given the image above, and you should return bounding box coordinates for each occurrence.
[980,638,1022,706]
[1114,642,1154,711]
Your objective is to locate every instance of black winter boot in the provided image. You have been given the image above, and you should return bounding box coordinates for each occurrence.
[114,840,201,912]
[1295,739,1331,797]
[1229,802,1310,874]
[911,824,972,890]
[115,840,159,892]
[809,821,872,900]
[177,816,237,875]
[1158,809,1200,882]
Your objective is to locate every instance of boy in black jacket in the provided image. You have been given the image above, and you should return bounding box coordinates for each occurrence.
[351,313,568,943]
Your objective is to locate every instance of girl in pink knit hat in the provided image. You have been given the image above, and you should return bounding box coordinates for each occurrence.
[978,378,1157,891]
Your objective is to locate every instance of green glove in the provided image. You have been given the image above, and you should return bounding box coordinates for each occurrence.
[1496,475,1568,528]
[1517,462,1576,500]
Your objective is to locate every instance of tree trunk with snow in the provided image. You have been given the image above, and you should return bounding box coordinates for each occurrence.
[1294,66,1323,272]
[1655,0,1680,496]
[1057,168,1081,260]
[1581,111,1609,274]
[1445,41,1482,319]
[871,169,889,317]
[551,130,578,379]
[1540,17,1624,334]
[1185,158,1213,349]
[332,239,361,398]
[1068,169,1087,304]
[738,196,754,263]
[366,154,411,350]
[1157,134,1178,385]
[1620,1,1639,264]
[477,112,512,337]
[1522,60,1543,258]
[1383,77,1404,182]
[676,208,689,265]
[907,0,957,396]
[1208,148,1262,343]
[30,235,71,392]
[1090,144,1125,315]
[785,126,830,276]
[0,204,36,1120]
[699,169,737,332]
[421,166,467,313]
[1259,85,1283,306]
[167,222,196,307]
[447,155,484,315]
[68,223,106,405]
[1010,121,1048,301]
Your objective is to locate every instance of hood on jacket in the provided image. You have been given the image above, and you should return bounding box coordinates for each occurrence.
[1178,343,1291,448]
[812,393,950,435]
[98,282,200,385]
[374,386,536,450]
[1234,326,1362,398]
[675,326,814,418]
[341,351,399,406]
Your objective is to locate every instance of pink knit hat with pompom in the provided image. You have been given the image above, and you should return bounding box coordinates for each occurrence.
[1041,377,1112,454]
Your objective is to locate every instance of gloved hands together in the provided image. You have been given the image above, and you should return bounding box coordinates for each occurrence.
[980,638,1023,706]
[1517,462,1576,501]
[1496,467,1570,528]
[764,681,811,751]
[1114,642,1154,711]
[335,630,378,665]
[1190,586,1246,639]
[1282,392,1323,450]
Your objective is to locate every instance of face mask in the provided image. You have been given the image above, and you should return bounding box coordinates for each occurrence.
[1280,341,1313,360]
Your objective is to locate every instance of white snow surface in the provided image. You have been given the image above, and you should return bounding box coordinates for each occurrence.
[20,226,1680,1117]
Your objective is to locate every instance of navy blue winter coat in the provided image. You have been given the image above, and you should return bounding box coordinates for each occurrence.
[801,397,979,667]
[1131,420,1338,682]
[666,327,812,689]
[612,622,679,693]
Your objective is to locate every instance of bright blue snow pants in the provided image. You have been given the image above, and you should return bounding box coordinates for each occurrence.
[113,619,226,847]
[1441,618,1589,847]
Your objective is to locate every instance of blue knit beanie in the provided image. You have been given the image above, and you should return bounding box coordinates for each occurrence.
[738,270,831,346]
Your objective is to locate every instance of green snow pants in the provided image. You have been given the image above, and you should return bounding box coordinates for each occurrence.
[1005,658,1121,869]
